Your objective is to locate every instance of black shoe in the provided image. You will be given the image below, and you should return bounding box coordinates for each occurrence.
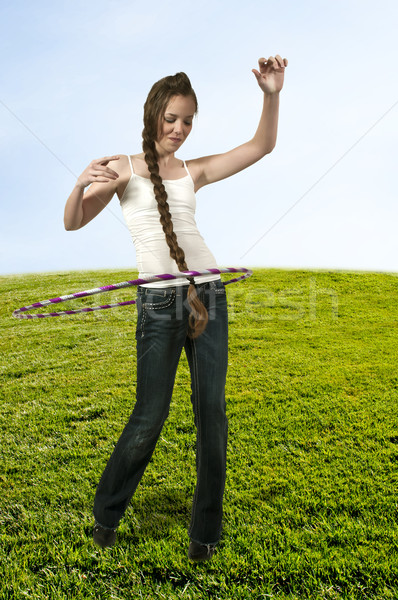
[188,540,216,562]
[93,523,117,548]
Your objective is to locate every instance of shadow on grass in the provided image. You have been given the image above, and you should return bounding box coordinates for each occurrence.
[83,486,193,544]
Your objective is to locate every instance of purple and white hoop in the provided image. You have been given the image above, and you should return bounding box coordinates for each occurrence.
[12,267,253,319]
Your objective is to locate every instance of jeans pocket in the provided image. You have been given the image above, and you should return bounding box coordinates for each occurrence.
[142,289,176,310]
[136,289,177,339]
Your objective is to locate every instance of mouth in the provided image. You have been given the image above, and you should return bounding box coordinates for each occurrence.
[169,137,182,143]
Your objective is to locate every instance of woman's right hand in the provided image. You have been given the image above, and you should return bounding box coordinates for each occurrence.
[76,156,120,189]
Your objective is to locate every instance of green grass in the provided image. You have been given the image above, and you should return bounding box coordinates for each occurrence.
[1,267,397,599]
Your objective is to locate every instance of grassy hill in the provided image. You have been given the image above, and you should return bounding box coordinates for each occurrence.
[0,268,397,599]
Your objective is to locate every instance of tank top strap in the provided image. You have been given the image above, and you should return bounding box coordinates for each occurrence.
[127,154,134,176]
[183,160,194,186]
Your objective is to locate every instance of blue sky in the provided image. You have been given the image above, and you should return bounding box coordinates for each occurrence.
[1,0,397,276]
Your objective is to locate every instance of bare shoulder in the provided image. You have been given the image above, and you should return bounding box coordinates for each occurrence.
[185,158,200,174]
[130,153,151,178]
[114,153,138,200]
[185,158,203,183]
[185,158,207,191]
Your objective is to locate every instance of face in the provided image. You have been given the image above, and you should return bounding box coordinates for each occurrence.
[156,94,196,154]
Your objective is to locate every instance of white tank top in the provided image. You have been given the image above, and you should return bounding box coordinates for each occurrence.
[119,155,220,288]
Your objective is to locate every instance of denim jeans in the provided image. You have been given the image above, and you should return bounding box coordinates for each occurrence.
[93,279,228,545]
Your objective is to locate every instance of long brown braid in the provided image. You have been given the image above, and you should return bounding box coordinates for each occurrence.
[142,72,208,338]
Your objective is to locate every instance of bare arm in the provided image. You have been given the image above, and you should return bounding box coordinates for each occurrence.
[190,55,287,190]
[64,156,120,230]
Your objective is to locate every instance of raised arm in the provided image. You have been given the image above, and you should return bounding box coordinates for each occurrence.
[189,55,288,190]
[64,156,120,230]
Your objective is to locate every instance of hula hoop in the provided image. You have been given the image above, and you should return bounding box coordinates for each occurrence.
[12,267,253,319]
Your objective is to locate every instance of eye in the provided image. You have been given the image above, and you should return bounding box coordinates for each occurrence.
[164,118,192,126]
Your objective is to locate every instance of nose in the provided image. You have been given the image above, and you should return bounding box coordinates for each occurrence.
[172,120,184,134]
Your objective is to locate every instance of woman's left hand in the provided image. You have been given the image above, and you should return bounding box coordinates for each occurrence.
[252,55,288,95]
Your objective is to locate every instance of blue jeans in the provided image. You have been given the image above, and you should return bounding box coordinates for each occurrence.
[93,279,228,545]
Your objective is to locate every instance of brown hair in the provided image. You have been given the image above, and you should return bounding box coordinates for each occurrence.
[142,72,208,338]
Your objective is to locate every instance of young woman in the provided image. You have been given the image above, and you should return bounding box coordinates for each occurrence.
[64,55,287,562]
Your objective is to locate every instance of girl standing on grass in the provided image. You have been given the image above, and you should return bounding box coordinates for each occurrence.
[63,55,287,562]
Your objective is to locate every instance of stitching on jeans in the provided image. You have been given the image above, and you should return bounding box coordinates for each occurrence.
[189,337,201,537]
[140,305,146,338]
[137,296,147,339]
[142,290,176,310]
[135,296,144,340]
[140,291,176,338]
